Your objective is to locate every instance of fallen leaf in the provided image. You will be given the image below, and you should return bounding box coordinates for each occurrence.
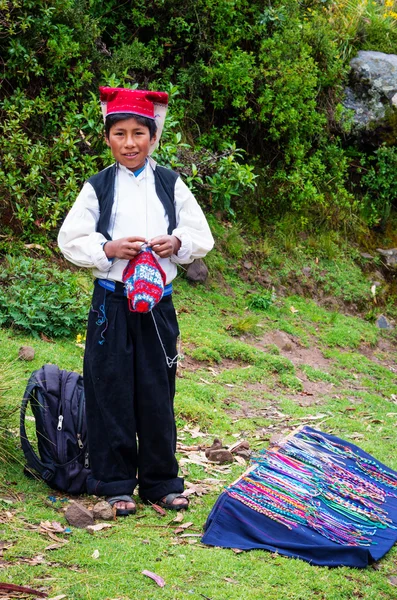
[388,576,397,586]
[289,306,299,313]
[45,543,68,551]
[0,583,48,597]
[172,512,184,523]
[48,596,67,600]
[24,243,45,250]
[86,523,114,534]
[40,521,66,534]
[91,549,100,559]
[224,577,238,584]
[232,548,244,554]
[142,570,165,588]
[150,503,167,517]
[174,522,193,534]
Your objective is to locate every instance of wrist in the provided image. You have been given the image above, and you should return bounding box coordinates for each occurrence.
[103,240,113,258]
[172,235,181,255]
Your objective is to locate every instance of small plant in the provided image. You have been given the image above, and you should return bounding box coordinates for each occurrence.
[227,315,261,337]
[248,290,275,311]
[190,347,222,364]
[0,256,91,337]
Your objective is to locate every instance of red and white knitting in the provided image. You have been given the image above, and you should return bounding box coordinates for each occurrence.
[122,247,166,313]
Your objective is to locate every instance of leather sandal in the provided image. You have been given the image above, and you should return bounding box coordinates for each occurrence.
[156,493,189,511]
[106,495,136,516]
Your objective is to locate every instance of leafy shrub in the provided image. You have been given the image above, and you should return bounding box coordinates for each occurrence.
[0,256,91,337]
[248,291,275,311]
[359,145,397,228]
[2,0,397,239]
[190,347,222,364]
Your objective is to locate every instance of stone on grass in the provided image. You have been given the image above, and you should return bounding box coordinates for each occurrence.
[272,331,293,352]
[18,346,35,361]
[186,259,209,283]
[93,500,115,521]
[65,501,94,528]
[376,315,393,330]
[206,448,234,464]
[377,248,397,270]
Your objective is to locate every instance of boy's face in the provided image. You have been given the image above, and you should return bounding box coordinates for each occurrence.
[105,117,156,171]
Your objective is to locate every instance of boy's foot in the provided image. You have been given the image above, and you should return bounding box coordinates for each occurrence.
[157,493,189,511]
[106,495,136,516]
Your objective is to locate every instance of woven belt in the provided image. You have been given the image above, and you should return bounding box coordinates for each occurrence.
[96,279,173,297]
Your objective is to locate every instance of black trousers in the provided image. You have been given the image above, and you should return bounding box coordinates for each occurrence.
[83,281,184,501]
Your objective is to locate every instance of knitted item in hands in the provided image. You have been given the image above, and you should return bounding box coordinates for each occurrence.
[122,247,166,313]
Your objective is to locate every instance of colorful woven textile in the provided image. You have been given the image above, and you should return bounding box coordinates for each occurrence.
[122,247,166,313]
[202,427,397,567]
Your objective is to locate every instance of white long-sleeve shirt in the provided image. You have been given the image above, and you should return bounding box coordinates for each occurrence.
[58,159,214,284]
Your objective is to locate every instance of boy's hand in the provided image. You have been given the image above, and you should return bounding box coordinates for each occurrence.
[104,236,147,260]
[148,235,181,258]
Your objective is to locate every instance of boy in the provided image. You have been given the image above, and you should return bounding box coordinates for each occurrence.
[58,87,214,515]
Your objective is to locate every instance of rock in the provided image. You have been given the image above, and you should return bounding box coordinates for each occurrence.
[360,252,374,260]
[229,441,250,454]
[186,259,209,283]
[272,331,293,352]
[377,248,397,270]
[234,449,251,461]
[343,51,397,145]
[302,266,311,277]
[205,438,223,458]
[205,438,234,463]
[376,315,394,330]
[18,346,35,361]
[206,448,234,464]
[65,501,94,528]
[93,500,115,521]
[243,261,253,270]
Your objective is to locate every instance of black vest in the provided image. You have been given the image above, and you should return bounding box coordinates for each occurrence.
[88,163,179,240]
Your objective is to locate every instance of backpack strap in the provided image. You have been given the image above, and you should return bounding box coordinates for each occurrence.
[89,163,178,239]
[20,370,55,483]
[154,165,178,235]
[88,164,117,242]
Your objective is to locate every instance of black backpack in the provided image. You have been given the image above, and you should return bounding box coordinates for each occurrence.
[20,364,90,495]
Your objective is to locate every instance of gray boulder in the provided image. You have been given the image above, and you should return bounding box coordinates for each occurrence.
[377,247,397,270]
[343,51,397,144]
[186,259,209,283]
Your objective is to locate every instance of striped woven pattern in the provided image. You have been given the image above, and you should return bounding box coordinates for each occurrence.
[122,248,166,313]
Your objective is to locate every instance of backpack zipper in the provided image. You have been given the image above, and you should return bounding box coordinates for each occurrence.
[76,388,85,449]
[57,414,64,431]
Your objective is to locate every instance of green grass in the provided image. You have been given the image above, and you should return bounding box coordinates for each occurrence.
[1,250,397,599]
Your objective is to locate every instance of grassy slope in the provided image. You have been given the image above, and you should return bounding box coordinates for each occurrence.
[1,246,397,599]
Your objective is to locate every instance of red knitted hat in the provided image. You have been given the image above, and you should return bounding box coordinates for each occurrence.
[99,87,168,153]
[99,87,168,119]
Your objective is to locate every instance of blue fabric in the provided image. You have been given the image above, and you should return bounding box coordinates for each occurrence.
[132,162,147,177]
[97,279,173,297]
[202,427,397,567]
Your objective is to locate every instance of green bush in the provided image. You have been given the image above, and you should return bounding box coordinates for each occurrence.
[359,145,397,228]
[0,256,91,337]
[2,0,397,238]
